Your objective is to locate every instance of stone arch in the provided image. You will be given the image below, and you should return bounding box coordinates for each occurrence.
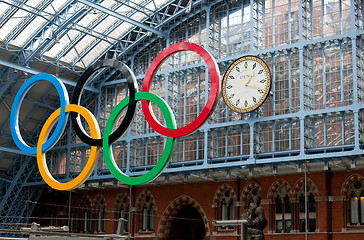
[157,195,210,238]
[113,192,130,209]
[81,195,93,208]
[136,189,156,210]
[94,193,108,209]
[341,174,364,196]
[292,177,319,197]
[267,179,292,199]
[241,182,262,202]
[212,183,237,207]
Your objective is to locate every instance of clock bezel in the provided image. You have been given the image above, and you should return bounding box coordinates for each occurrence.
[222,55,272,113]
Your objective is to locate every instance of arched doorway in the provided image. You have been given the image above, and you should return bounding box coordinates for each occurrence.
[169,205,205,240]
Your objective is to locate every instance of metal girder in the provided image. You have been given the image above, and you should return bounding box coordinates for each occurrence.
[10,1,79,63]
[24,10,88,63]
[0,1,84,99]
[3,0,53,46]
[0,0,98,160]
[0,156,42,235]
[114,0,160,16]
[0,147,33,157]
[78,0,168,38]
[86,0,192,83]
[0,59,98,96]
[0,1,21,28]
[69,1,129,67]
[0,157,35,215]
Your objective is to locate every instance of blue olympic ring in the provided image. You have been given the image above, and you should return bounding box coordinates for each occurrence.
[10,73,69,155]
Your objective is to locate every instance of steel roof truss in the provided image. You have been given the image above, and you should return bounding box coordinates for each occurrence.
[3,0,53,46]
[78,0,168,38]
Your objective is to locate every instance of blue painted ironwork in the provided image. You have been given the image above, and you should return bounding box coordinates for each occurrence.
[0,0,363,234]
[78,0,167,38]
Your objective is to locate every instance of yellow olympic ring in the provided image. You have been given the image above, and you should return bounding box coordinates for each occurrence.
[37,104,100,191]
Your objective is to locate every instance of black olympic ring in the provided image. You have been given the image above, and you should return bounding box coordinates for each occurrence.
[71,59,138,146]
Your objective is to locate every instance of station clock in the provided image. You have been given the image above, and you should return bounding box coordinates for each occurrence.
[222,55,272,113]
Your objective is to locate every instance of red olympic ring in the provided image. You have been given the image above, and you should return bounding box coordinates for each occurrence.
[142,42,220,137]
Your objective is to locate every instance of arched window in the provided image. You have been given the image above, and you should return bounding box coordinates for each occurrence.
[298,193,317,232]
[292,178,318,232]
[84,200,94,233]
[70,203,81,233]
[273,185,292,233]
[217,189,235,229]
[140,196,154,231]
[97,199,106,233]
[246,187,261,207]
[308,193,317,231]
[221,199,235,221]
[115,195,130,233]
[348,181,364,225]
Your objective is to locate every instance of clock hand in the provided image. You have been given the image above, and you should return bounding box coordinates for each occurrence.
[245,83,265,90]
[244,72,254,86]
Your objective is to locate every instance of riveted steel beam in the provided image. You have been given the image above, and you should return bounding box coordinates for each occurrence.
[78,0,168,38]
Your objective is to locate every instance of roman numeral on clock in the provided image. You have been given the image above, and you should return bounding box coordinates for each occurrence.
[253,97,257,103]
[244,62,248,68]
[244,100,248,107]
[258,90,264,94]
[227,85,233,89]
[258,70,263,74]
[236,99,240,105]
[229,75,235,79]
[260,79,266,83]
[253,63,257,69]
[236,66,240,72]
[229,94,235,99]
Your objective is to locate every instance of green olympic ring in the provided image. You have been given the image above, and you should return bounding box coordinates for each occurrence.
[103,92,176,185]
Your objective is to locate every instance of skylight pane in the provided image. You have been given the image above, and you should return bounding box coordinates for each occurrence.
[94,16,118,34]
[74,35,97,57]
[26,0,43,8]
[0,9,28,44]
[81,41,110,66]
[44,0,69,14]
[78,12,100,28]
[12,16,47,46]
[109,22,132,39]
[75,61,84,69]
[146,0,167,11]
[132,12,146,22]
[145,2,157,11]
[100,0,116,9]
[115,5,130,15]
[0,3,12,19]
[45,33,73,59]
[45,29,80,61]
[62,48,79,64]
[4,0,48,46]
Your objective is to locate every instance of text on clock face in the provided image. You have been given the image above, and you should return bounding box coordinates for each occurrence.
[240,74,251,79]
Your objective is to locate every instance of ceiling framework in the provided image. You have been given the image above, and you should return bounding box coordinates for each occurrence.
[0,0,194,169]
[0,0,198,233]
[0,0,363,234]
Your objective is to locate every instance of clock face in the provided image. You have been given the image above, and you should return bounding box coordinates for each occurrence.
[222,56,272,113]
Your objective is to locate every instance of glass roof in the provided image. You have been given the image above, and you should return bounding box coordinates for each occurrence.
[0,0,170,69]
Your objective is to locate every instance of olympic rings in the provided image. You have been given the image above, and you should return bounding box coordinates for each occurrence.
[10,73,69,155]
[103,92,176,185]
[37,104,100,190]
[142,42,220,137]
[10,42,220,189]
[71,59,138,146]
